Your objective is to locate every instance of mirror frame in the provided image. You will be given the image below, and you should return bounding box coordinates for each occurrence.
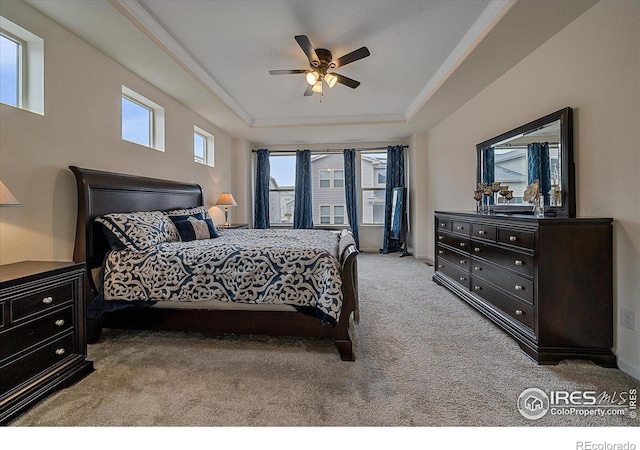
[476,107,575,217]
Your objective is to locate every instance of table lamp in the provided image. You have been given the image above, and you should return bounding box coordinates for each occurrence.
[0,181,21,206]
[215,192,237,227]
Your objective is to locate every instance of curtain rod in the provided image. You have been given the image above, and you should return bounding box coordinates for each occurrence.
[251,145,408,154]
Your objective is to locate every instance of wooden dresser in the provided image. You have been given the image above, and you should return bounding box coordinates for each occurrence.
[433,211,615,367]
[0,261,94,424]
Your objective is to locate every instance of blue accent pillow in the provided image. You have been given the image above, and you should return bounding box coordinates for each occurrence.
[164,206,218,240]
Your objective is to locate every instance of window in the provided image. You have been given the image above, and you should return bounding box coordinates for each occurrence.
[319,169,331,188]
[333,205,345,225]
[361,153,387,224]
[320,205,331,224]
[0,33,20,107]
[319,168,344,189]
[194,126,214,167]
[0,17,44,114]
[269,154,296,225]
[121,86,165,151]
[318,205,345,225]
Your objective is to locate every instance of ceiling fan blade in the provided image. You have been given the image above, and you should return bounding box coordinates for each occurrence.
[333,73,360,89]
[331,47,370,69]
[304,85,314,96]
[269,69,307,75]
[295,35,320,67]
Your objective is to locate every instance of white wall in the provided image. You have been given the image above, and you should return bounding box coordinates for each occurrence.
[0,0,235,264]
[411,0,640,378]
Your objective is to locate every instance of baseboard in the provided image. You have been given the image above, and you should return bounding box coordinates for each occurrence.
[617,357,640,382]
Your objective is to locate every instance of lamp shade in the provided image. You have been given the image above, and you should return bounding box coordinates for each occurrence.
[324,73,337,88]
[215,193,237,207]
[0,181,20,206]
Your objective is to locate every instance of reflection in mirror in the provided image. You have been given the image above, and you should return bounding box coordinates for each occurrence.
[476,107,575,217]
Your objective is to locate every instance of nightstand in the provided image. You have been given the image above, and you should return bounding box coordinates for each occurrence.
[221,223,249,229]
[0,261,94,424]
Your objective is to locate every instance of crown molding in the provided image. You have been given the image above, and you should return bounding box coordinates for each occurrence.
[251,113,406,128]
[405,0,515,121]
[112,0,253,126]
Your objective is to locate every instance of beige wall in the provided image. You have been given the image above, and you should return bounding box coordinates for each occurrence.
[411,0,640,378]
[0,0,234,264]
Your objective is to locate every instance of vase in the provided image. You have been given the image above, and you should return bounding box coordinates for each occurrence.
[533,196,544,218]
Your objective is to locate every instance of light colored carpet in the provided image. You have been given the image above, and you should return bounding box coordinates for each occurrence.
[10,252,638,427]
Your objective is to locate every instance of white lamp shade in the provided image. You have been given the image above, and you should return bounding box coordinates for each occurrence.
[312,80,323,93]
[215,192,237,206]
[0,181,20,206]
[325,73,338,88]
[306,71,319,86]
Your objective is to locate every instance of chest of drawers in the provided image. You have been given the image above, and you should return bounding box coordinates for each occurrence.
[0,261,94,424]
[433,212,615,367]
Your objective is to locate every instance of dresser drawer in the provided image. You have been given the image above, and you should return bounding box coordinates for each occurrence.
[471,277,534,331]
[0,306,73,361]
[438,246,470,272]
[437,233,470,253]
[451,221,470,236]
[471,259,534,305]
[436,259,470,290]
[436,218,451,232]
[10,281,73,322]
[0,333,75,396]
[471,243,534,277]
[497,228,535,250]
[471,224,496,242]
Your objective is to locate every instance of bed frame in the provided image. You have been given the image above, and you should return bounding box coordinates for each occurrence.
[69,166,359,361]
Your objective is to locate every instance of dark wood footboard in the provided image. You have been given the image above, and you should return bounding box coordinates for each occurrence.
[70,166,359,361]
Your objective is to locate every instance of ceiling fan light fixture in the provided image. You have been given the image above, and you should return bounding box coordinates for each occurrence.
[312,80,323,93]
[306,71,319,85]
[324,73,338,88]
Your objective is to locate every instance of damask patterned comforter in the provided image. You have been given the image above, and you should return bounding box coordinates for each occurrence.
[102,229,344,322]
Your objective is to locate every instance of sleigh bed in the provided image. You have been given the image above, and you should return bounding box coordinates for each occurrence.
[70,166,359,361]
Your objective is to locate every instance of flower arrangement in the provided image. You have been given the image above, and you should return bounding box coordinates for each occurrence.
[522,179,541,202]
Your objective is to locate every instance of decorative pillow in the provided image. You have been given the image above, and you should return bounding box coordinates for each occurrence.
[95,211,178,252]
[174,216,218,242]
[164,206,218,240]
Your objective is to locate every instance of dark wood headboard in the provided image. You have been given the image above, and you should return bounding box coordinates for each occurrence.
[69,166,203,299]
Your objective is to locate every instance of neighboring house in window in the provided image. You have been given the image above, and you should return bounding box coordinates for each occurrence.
[269,177,294,224]
[361,154,387,224]
[311,154,347,226]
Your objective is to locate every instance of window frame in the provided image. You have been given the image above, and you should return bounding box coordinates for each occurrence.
[0,31,24,108]
[121,85,165,151]
[360,152,388,226]
[193,125,215,167]
[0,16,44,114]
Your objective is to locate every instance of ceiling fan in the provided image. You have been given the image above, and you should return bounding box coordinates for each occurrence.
[269,35,370,96]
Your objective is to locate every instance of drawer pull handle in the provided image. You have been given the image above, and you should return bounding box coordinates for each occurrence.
[473,286,482,291]
[438,264,444,268]
[474,267,482,271]
[474,247,481,252]
[440,223,446,227]
[459,242,466,247]
[478,230,486,235]
[457,226,464,230]
[459,260,467,264]
[55,319,65,327]
[515,285,525,291]
[438,250,444,255]
[459,277,467,281]
[438,236,444,240]
[42,296,54,304]
[514,260,523,266]
[515,309,524,316]
[55,348,66,356]
[509,236,517,242]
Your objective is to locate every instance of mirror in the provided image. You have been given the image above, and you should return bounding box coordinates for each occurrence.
[476,107,575,217]
[390,187,405,239]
